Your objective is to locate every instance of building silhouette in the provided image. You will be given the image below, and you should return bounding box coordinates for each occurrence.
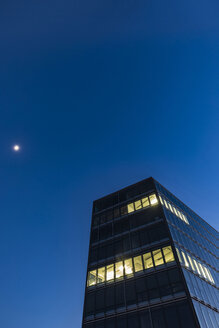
[82,177,219,327]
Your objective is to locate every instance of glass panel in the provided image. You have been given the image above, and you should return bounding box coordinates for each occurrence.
[134,200,142,211]
[115,261,124,279]
[87,270,97,286]
[159,196,164,205]
[143,252,154,269]
[149,194,158,205]
[124,258,133,275]
[121,205,128,216]
[153,249,164,266]
[168,202,174,213]
[142,197,149,207]
[192,258,201,275]
[162,246,174,263]
[106,264,114,281]
[175,247,183,263]
[97,266,105,284]
[181,251,189,268]
[127,203,134,213]
[163,199,169,209]
[133,255,143,272]
[187,254,195,271]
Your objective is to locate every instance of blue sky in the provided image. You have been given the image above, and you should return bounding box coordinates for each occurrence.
[0,1,219,327]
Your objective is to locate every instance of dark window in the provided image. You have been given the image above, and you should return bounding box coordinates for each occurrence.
[123,235,131,252]
[164,304,180,327]
[117,314,127,328]
[99,224,112,241]
[114,217,129,235]
[106,242,114,259]
[140,229,148,246]
[177,301,196,328]
[131,231,141,249]
[91,228,98,243]
[121,205,128,216]
[93,216,99,227]
[125,280,136,306]
[151,308,166,328]
[127,312,140,328]
[95,320,105,328]
[98,244,106,261]
[106,317,115,328]
[114,239,123,255]
[95,289,105,314]
[114,207,120,219]
[168,268,184,294]
[89,247,98,263]
[115,283,125,308]
[100,213,106,225]
[136,277,148,303]
[105,285,115,312]
[139,310,152,328]
[156,271,172,298]
[146,275,159,301]
[85,292,95,316]
[106,210,113,222]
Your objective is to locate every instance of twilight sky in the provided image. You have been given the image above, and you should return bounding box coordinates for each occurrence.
[0,1,219,327]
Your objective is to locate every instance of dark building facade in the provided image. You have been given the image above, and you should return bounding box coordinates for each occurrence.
[82,178,219,328]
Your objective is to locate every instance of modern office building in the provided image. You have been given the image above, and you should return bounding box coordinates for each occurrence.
[82,177,219,328]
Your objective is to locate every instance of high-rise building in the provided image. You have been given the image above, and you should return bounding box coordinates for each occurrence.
[82,178,219,328]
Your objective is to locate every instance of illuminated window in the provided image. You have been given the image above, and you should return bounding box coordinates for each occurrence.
[168,202,174,213]
[87,270,97,287]
[182,214,189,224]
[106,264,114,281]
[198,262,207,279]
[162,246,174,263]
[181,251,189,268]
[164,199,169,209]
[134,200,142,211]
[192,258,201,275]
[159,196,164,205]
[127,203,134,213]
[133,255,143,272]
[143,252,154,269]
[173,206,178,217]
[152,249,164,266]
[149,194,158,205]
[115,261,124,279]
[204,266,214,284]
[175,247,182,263]
[97,267,105,284]
[124,258,133,275]
[187,254,195,271]
[142,197,149,208]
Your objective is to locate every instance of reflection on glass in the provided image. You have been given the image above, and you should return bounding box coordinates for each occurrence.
[187,254,195,271]
[149,194,158,205]
[127,203,134,213]
[142,197,149,207]
[162,246,174,263]
[192,258,201,275]
[134,255,143,272]
[153,249,164,266]
[115,261,124,279]
[106,264,114,281]
[181,251,189,268]
[143,252,154,269]
[175,247,182,263]
[124,258,133,275]
[159,196,164,205]
[97,267,105,283]
[87,270,97,287]
[134,200,142,211]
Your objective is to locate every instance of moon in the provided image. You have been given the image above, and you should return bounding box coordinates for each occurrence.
[13,145,20,151]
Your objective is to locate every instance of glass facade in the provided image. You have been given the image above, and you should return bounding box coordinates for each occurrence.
[155,180,219,328]
[82,178,218,327]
